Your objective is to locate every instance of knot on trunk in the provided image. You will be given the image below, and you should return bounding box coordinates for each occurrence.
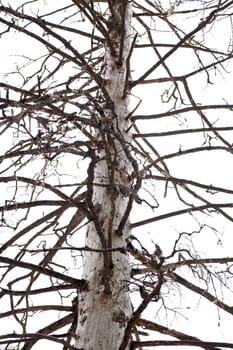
[112,309,129,328]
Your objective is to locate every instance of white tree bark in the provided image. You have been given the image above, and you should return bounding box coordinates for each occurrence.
[75,2,134,350]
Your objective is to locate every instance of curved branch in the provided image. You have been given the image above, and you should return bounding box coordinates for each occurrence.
[169,272,233,315]
[0,256,87,288]
[131,202,233,228]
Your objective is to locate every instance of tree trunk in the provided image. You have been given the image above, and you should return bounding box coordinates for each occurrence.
[75,2,134,350]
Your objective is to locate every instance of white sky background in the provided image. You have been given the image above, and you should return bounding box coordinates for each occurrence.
[1,0,233,349]
[131,2,233,347]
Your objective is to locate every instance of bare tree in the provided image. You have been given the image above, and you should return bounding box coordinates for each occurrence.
[1,0,233,349]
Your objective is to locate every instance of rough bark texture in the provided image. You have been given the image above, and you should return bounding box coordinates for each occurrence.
[75,3,133,350]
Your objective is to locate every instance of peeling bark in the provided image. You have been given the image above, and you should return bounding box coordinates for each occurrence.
[75,2,134,350]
